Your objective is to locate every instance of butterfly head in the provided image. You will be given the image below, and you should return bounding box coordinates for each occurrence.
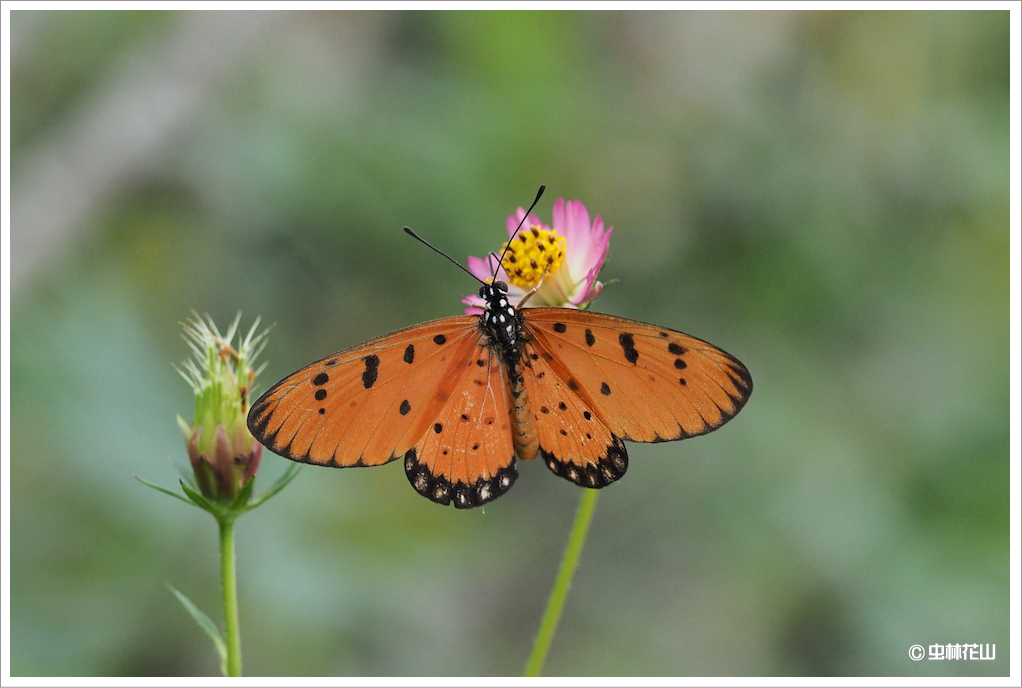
[479,280,519,350]
[478,280,508,301]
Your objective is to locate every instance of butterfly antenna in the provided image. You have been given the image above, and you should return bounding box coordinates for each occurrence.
[492,185,545,281]
[405,185,545,285]
[403,226,484,284]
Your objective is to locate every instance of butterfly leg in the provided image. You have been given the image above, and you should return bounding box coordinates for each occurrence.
[515,263,551,308]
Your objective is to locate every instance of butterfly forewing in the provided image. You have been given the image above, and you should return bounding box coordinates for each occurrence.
[522,309,752,444]
[248,316,482,467]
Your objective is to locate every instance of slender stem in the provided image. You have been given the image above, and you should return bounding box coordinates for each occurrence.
[524,488,600,677]
[218,515,242,677]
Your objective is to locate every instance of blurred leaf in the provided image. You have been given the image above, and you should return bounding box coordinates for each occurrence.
[166,584,227,676]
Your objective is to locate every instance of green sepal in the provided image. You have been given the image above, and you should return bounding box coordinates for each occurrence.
[166,583,228,676]
[230,475,256,511]
[245,464,302,511]
[179,479,216,513]
[135,476,196,507]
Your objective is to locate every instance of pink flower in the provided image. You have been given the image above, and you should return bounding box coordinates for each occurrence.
[462,198,612,314]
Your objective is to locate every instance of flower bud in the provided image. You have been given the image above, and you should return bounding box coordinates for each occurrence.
[176,313,268,503]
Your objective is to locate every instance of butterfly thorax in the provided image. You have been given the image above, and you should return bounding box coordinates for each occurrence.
[479,281,521,354]
[478,281,540,461]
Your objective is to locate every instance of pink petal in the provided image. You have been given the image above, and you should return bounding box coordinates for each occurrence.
[461,294,485,315]
[574,217,611,278]
[555,199,592,255]
[507,209,547,238]
[466,255,494,282]
[582,280,605,306]
[551,199,610,281]
[571,265,606,306]
[506,209,527,236]
[466,254,510,283]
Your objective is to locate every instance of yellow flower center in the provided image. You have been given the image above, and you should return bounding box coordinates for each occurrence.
[500,226,567,289]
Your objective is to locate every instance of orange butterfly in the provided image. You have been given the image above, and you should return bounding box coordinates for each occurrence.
[247,189,752,509]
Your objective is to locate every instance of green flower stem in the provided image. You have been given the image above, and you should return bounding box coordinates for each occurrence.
[524,488,600,677]
[218,514,242,677]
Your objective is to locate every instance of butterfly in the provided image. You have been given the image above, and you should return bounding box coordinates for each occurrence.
[247,189,752,509]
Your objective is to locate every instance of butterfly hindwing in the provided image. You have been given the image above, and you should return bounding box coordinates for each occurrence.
[248,316,483,468]
[520,309,752,483]
[518,338,629,488]
[404,338,517,508]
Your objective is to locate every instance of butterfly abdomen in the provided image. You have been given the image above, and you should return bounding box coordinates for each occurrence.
[479,280,542,462]
[506,353,540,461]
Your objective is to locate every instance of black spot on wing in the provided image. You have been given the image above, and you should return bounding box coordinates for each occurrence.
[362,355,380,389]
[433,334,447,345]
[553,323,566,333]
[618,333,638,364]
[399,399,411,415]
[312,372,329,386]
[668,342,686,355]
[315,389,327,401]
[403,344,415,364]
[600,382,611,395]
[585,329,595,347]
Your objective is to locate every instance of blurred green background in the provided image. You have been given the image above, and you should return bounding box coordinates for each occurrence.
[9,9,1010,677]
